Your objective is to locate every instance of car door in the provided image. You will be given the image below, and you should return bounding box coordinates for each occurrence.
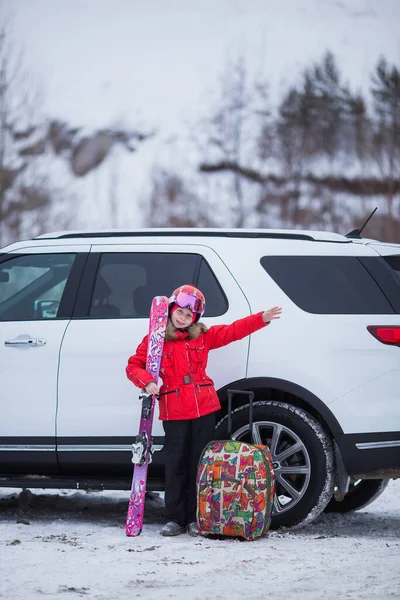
[56,243,250,477]
[0,247,89,474]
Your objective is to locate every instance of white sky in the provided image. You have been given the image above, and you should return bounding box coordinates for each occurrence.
[10,0,400,134]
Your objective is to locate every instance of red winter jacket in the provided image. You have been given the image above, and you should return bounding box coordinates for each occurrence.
[126,312,267,420]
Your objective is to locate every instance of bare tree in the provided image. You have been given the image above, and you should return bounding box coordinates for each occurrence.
[0,15,153,246]
[198,57,259,227]
[0,19,57,246]
[144,167,213,228]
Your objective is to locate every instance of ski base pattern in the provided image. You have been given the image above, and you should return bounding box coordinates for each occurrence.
[196,440,275,541]
[125,295,169,537]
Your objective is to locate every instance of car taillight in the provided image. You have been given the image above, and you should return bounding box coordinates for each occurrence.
[367,326,400,346]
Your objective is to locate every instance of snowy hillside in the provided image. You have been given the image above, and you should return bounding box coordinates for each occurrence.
[4,0,398,242]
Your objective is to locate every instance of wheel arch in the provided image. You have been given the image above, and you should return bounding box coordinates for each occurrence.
[216,377,343,437]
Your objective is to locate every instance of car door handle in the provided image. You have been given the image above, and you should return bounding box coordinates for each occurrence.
[5,338,47,347]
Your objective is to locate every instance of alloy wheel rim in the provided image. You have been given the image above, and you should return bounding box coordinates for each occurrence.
[232,420,311,515]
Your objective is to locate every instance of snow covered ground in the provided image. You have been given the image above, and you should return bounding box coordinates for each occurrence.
[1,480,399,600]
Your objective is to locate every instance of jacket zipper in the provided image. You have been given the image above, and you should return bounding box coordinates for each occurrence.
[159,389,179,397]
[185,344,200,417]
[196,383,212,391]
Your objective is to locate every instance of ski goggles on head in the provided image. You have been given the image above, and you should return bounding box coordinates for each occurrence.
[174,291,204,314]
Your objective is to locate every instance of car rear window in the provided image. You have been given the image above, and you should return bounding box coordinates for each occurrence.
[260,256,395,314]
[384,256,400,284]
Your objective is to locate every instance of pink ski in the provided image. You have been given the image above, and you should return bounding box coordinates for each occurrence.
[125,295,169,536]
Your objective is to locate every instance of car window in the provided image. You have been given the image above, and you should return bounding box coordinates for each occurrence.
[89,252,228,318]
[260,256,395,314]
[197,257,228,317]
[0,253,76,321]
[384,256,400,284]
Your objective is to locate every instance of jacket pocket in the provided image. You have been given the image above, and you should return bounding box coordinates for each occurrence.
[159,387,179,397]
[196,383,219,409]
[186,340,205,363]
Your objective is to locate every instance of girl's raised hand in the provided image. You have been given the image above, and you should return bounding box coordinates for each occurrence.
[262,306,282,324]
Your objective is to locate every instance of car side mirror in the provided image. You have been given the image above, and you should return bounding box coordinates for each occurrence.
[0,271,10,282]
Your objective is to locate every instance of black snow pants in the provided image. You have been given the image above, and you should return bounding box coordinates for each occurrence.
[162,412,216,526]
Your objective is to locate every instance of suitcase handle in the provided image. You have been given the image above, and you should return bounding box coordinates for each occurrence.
[227,389,255,442]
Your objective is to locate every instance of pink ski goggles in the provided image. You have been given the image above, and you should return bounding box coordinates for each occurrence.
[173,291,204,314]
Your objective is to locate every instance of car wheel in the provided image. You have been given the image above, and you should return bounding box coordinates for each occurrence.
[324,479,389,513]
[215,400,335,530]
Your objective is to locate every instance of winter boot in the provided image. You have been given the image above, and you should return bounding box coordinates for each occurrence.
[187,522,200,537]
[160,521,185,537]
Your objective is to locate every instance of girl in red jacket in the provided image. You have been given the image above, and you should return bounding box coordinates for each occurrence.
[126,284,282,537]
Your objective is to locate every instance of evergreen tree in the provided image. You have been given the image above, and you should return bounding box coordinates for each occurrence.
[276,51,351,174]
[342,92,370,161]
[370,56,400,233]
[371,57,400,176]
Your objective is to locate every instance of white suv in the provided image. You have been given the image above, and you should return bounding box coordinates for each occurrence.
[1,228,399,529]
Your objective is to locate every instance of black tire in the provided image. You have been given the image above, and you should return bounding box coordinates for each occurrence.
[324,479,389,513]
[215,400,334,530]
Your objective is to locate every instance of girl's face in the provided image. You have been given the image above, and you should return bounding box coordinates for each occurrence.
[171,306,193,329]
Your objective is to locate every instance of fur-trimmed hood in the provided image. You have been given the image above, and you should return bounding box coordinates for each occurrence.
[165,320,208,341]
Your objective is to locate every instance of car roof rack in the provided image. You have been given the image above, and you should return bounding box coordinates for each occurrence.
[34,228,350,243]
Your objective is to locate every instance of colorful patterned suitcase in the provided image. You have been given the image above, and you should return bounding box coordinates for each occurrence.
[196,390,275,541]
